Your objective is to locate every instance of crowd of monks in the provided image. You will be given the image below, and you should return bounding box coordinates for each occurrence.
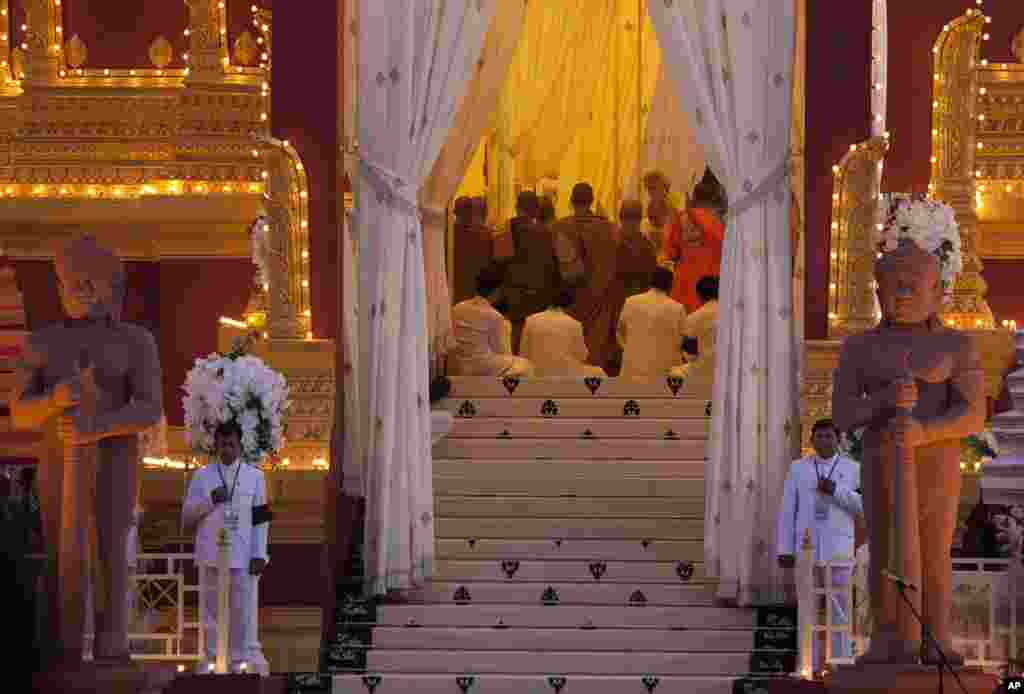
[448,170,726,382]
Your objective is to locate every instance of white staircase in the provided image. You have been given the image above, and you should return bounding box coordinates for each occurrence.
[332,377,778,693]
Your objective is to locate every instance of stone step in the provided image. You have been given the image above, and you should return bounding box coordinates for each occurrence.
[371,605,756,630]
[436,516,704,541]
[406,581,716,606]
[436,539,704,563]
[447,417,708,439]
[435,438,705,461]
[332,673,742,694]
[434,461,706,481]
[361,649,752,675]
[432,559,706,584]
[369,626,755,652]
[434,476,704,499]
[436,495,704,519]
[438,397,709,420]
[445,376,699,399]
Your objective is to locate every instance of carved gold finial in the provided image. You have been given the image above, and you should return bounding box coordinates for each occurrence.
[1013,27,1023,63]
[233,30,258,66]
[65,34,87,69]
[10,46,25,79]
[148,36,173,69]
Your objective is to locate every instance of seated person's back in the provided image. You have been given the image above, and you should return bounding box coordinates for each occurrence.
[449,266,534,377]
[617,266,688,379]
[519,289,607,378]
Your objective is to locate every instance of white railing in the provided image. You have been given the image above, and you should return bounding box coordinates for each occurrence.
[83,552,204,662]
[798,535,1024,676]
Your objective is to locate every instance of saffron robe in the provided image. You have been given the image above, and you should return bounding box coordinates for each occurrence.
[662,207,724,313]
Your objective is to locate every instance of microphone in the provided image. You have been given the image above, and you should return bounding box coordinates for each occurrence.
[882,569,918,593]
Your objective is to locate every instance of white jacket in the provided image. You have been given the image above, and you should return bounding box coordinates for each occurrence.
[182,460,269,569]
[449,297,529,376]
[520,308,593,376]
[776,454,862,562]
[617,289,687,379]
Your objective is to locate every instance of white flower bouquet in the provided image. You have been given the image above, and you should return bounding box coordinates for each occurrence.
[876,193,962,301]
[181,334,290,465]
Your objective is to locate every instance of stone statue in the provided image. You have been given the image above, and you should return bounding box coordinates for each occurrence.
[832,239,985,666]
[10,236,163,672]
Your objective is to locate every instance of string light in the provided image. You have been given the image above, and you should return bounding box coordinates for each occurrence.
[0,181,262,198]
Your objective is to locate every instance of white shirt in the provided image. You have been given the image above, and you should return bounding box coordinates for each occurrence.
[519,308,591,376]
[776,454,862,562]
[617,289,688,379]
[182,460,269,569]
[449,296,513,376]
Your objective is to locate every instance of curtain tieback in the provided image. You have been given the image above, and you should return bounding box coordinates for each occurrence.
[727,158,791,221]
[358,156,420,217]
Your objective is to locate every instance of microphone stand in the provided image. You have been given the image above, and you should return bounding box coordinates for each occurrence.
[890,579,969,694]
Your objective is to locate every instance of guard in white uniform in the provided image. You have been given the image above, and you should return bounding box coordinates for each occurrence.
[777,419,863,669]
[183,421,270,674]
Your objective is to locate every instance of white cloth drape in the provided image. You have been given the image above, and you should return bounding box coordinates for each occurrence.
[357,0,494,595]
[648,1,798,606]
[419,0,528,359]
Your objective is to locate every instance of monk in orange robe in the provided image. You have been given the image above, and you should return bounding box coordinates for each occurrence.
[452,196,496,304]
[659,171,726,313]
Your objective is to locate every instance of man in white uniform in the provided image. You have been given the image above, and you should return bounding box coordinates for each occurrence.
[671,275,720,390]
[183,421,270,674]
[520,290,606,378]
[448,267,534,377]
[617,267,687,380]
[777,419,862,669]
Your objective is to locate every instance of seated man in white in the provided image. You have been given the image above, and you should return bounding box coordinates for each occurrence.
[617,266,688,379]
[519,289,607,378]
[448,266,533,377]
[670,275,719,388]
[777,419,862,670]
[183,420,270,674]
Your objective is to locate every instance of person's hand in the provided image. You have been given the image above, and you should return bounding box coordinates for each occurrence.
[886,413,924,449]
[817,478,836,496]
[249,558,267,576]
[777,554,796,569]
[211,486,229,504]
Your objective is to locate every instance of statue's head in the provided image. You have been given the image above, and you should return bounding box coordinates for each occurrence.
[874,239,943,326]
[54,235,125,320]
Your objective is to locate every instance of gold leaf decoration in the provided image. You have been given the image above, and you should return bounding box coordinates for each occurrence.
[148,35,173,69]
[233,30,258,66]
[65,34,88,69]
[10,47,25,79]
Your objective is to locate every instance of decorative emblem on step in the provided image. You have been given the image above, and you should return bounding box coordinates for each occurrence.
[361,675,382,692]
[502,375,520,394]
[583,376,603,394]
[457,400,477,418]
[494,617,508,629]
[554,539,563,548]
[666,375,685,396]
[541,399,559,417]
[676,561,695,582]
[629,589,648,605]
[581,429,594,439]
[501,560,521,579]
[498,429,511,438]
[541,586,561,605]
[641,540,651,550]
[581,618,595,629]
[468,539,477,549]
[704,400,712,417]
[547,676,568,693]
[453,586,472,603]
[664,429,678,440]
[456,676,476,693]
[588,561,607,581]
[642,675,661,692]
[406,617,420,627]
[623,399,641,416]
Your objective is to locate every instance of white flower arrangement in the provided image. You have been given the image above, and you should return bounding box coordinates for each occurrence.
[876,194,962,301]
[250,216,272,288]
[181,335,290,465]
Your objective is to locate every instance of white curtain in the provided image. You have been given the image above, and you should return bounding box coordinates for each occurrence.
[648,1,798,606]
[419,0,529,360]
[357,0,495,595]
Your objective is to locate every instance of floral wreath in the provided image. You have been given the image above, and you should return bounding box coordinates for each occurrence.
[182,333,290,466]
[875,193,962,302]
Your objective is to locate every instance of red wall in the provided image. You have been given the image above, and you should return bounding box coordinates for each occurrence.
[805,1,1024,339]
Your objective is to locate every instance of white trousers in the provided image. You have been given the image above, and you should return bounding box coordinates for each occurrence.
[814,565,852,669]
[200,567,268,674]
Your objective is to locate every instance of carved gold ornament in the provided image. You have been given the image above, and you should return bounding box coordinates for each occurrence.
[10,46,25,79]
[148,36,173,69]
[233,30,258,66]
[1012,26,1023,63]
[65,34,87,69]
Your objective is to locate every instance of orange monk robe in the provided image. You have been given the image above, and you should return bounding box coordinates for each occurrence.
[662,207,724,314]
[452,222,496,305]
